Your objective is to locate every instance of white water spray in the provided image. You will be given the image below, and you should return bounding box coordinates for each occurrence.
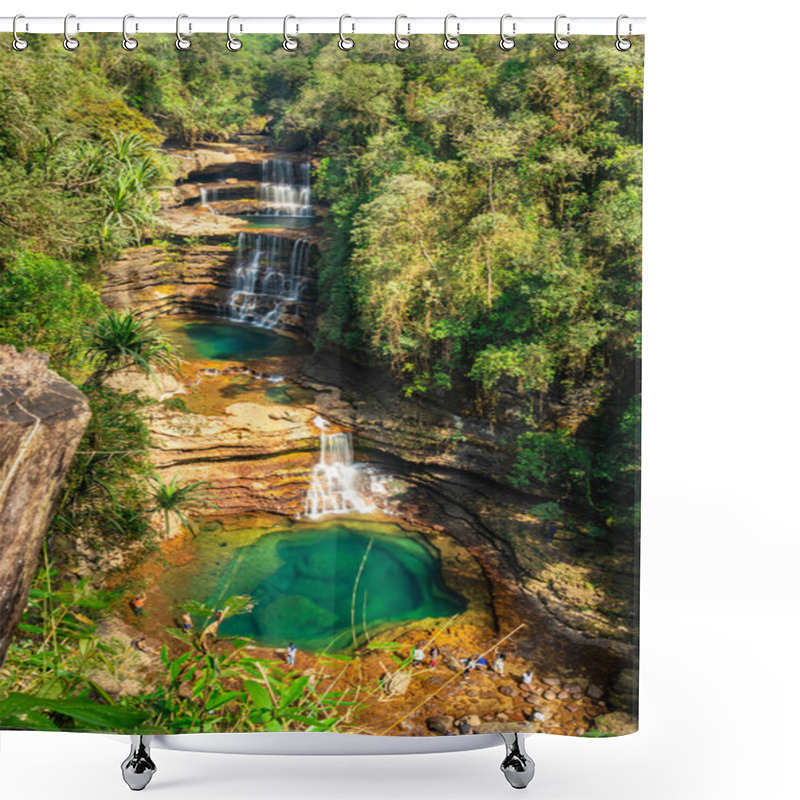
[225,233,310,329]
[304,432,375,519]
[260,160,313,217]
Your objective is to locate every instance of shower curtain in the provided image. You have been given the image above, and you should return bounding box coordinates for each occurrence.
[0,32,642,740]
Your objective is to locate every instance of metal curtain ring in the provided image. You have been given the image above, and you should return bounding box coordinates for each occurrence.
[443,14,460,50]
[615,14,632,51]
[283,15,299,51]
[338,14,354,50]
[12,14,28,51]
[122,14,138,51]
[176,14,191,50]
[554,14,570,51]
[394,14,410,50]
[227,15,242,51]
[499,14,515,51]
[63,13,79,51]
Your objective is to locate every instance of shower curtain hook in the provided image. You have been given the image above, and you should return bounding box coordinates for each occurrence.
[554,14,570,50]
[394,15,410,50]
[338,15,355,50]
[122,15,138,51]
[615,14,632,51]
[443,14,460,50]
[227,15,243,51]
[499,14,515,51]
[176,14,191,50]
[283,15,299,51]
[63,13,79,51]
[12,14,28,51]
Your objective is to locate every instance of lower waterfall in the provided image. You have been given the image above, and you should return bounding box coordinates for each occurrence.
[225,233,310,329]
[305,432,375,520]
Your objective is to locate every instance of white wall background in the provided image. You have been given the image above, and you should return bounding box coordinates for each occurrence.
[2,1,798,798]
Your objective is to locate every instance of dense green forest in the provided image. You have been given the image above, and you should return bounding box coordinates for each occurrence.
[0,34,641,733]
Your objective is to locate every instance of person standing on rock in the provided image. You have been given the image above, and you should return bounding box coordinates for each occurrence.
[286,642,297,666]
[181,612,193,633]
[493,652,506,676]
[130,593,147,617]
[429,646,440,669]
[521,669,534,686]
[463,656,476,678]
[455,718,472,735]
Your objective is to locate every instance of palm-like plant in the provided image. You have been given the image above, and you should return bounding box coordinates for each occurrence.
[81,309,179,385]
[101,172,158,246]
[149,474,217,537]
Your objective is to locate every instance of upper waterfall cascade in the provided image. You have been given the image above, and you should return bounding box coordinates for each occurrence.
[259,159,313,218]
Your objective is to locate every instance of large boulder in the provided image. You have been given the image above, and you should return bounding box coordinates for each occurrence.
[0,347,90,665]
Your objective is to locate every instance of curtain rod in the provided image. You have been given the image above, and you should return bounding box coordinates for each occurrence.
[0,16,646,37]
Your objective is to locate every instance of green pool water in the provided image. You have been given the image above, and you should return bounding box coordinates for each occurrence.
[160,520,466,652]
[263,383,316,405]
[235,214,315,229]
[158,317,303,361]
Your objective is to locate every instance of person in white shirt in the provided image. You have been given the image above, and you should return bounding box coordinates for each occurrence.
[521,669,534,685]
[493,652,506,676]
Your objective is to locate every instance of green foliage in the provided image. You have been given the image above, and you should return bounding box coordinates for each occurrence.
[140,593,354,733]
[0,252,103,369]
[0,575,351,733]
[513,428,594,498]
[0,553,149,732]
[149,474,218,537]
[181,594,255,627]
[80,308,180,385]
[51,386,153,553]
[0,48,166,263]
[161,396,191,413]
[283,37,641,409]
[513,392,641,536]
[530,501,567,524]
[138,641,344,734]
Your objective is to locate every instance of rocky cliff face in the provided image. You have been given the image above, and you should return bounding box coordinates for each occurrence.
[102,241,232,318]
[0,347,91,666]
[148,401,320,518]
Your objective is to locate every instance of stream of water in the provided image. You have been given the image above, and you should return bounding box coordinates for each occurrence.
[259,159,313,218]
[225,233,311,329]
[305,432,375,519]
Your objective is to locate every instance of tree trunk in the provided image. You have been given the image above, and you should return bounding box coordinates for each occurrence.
[0,346,90,666]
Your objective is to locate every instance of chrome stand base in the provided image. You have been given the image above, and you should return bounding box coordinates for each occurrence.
[118,732,531,790]
[121,736,156,791]
[500,733,535,789]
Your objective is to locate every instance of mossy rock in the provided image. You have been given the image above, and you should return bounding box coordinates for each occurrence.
[593,711,638,736]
